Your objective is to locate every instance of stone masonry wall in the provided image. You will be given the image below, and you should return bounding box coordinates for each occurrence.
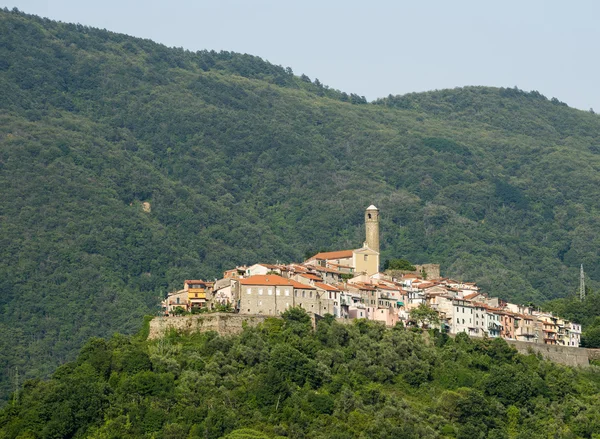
[148,313,271,339]
[587,349,600,362]
[505,340,590,367]
[385,264,441,281]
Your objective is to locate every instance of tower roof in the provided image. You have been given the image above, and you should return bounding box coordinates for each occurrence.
[366,204,378,210]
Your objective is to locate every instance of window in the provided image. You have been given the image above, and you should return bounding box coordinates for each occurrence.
[258,289,263,295]
[457,318,459,323]
[462,319,465,324]
[302,291,305,298]
[364,255,368,261]
[285,289,289,296]
[309,291,313,298]
[268,289,273,295]
[276,289,280,296]
[246,288,252,294]
[176,298,180,304]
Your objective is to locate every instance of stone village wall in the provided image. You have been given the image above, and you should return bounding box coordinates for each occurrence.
[148,313,271,339]
[149,314,596,368]
[385,264,440,281]
[504,339,590,368]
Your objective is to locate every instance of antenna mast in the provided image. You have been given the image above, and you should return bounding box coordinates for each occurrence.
[580,264,586,302]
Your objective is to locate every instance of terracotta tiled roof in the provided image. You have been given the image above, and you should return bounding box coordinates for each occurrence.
[426,291,449,296]
[315,282,340,292]
[377,284,400,291]
[471,301,490,309]
[353,282,377,291]
[463,292,479,300]
[328,263,354,269]
[185,280,207,285]
[310,265,342,274]
[287,264,309,272]
[300,273,323,281]
[240,275,315,289]
[309,250,354,260]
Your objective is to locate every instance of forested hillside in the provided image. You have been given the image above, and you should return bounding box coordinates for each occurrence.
[2,8,600,402]
[2,310,600,438]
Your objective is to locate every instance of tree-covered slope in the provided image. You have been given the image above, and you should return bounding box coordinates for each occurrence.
[2,8,600,402]
[2,312,600,438]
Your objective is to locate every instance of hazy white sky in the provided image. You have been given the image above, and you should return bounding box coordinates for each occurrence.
[4,0,600,110]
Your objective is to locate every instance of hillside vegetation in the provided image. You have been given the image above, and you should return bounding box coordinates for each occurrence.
[2,310,600,438]
[2,8,600,401]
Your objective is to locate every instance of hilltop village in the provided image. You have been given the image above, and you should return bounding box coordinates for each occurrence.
[162,206,582,347]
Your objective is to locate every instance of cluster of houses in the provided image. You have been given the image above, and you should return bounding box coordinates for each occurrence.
[162,206,582,347]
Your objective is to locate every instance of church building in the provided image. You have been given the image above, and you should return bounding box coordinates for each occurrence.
[305,205,380,276]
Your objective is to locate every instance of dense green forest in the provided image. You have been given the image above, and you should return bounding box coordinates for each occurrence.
[2,8,600,402]
[2,310,600,438]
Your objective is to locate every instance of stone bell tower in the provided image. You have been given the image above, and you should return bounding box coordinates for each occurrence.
[365,205,379,253]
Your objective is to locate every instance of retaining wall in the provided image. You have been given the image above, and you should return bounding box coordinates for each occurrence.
[148,313,271,339]
[504,339,590,367]
[587,349,600,362]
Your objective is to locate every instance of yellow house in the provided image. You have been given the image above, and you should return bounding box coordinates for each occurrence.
[184,280,212,309]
